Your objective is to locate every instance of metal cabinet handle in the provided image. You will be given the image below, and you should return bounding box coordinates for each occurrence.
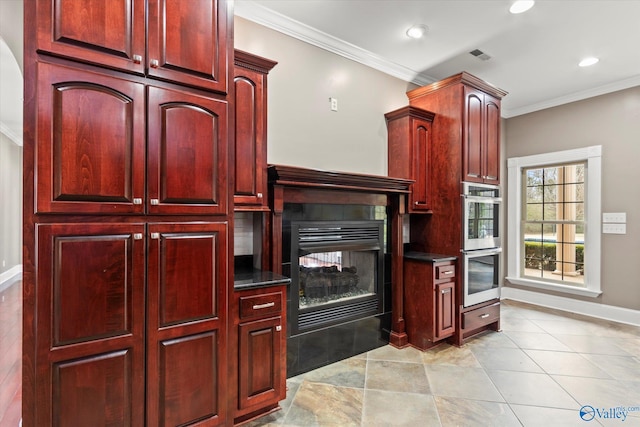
[253,302,275,310]
[150,59,159,68]
[480,313,490,319]
[133,233,143,240]
[257,193,263,199]
[133,198,142,205]
[275,325,282,332]
[441,288,451,294]
[442,271,454,275]
[133,54,142,64]
[150,199,159,205]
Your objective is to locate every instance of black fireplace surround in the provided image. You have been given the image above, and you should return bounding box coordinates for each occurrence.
[282,203,392,377]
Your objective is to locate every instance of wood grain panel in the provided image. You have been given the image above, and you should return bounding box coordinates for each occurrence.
[53,349,134,426]
[147,85,228,215]
[146,222,228,426]
[158,231,217,326]
[158,332,219,426]
[238,318,281,410]
[463,87,483,182]
[35,223,145,426]
[484,96,501,184]
[36,0,146,74]
[147,0,229,93]
[36,62,145,214]
[53,235,130,345]
[234,76,258,197]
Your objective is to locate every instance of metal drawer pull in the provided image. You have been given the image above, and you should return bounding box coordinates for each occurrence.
[275,325,282,332]
[253,302,275,310]
[480,313,490,319]
[441,288,451,294]
[442,271,454,275]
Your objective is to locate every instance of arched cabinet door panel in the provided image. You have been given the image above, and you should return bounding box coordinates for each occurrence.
[36,62,145,214]
[147,85,228,215]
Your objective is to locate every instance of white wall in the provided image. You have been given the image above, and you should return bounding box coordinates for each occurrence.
[234,17,414,176]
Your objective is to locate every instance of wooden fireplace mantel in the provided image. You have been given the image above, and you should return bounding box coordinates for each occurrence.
[267,164,412,348]
[268,164,412,194]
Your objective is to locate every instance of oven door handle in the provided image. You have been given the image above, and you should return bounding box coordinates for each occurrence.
[462,247,503,256]
[462,195,502,203]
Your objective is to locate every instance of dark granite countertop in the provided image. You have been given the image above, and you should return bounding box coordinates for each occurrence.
[404,251,458,263]
[234,269,291,291]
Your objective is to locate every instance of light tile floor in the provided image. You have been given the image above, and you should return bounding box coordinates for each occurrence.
[247,300,640,427]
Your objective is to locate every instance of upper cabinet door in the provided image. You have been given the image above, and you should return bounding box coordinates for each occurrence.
[147,0,229,94]
[36,0,146,74]
[36,62,146,214]
[147,85,229,215]
[411,118,433,212]
[483,95,501,185]
[463,87,484,183]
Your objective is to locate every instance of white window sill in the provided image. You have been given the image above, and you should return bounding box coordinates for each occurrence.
[505,276,602,298]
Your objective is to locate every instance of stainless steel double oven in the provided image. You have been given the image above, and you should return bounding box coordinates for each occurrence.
[462,183,502,307]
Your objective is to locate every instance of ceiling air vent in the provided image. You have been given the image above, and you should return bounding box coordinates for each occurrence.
[469,49,492,61]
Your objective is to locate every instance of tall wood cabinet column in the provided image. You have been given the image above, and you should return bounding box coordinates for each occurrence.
[23,1,234,425]
[406,72,507,346]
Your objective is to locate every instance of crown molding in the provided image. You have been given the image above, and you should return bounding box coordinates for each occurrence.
[0,121,22,146]
[235,1,640,119]
[502,75,640,118]
[234,0,436,87]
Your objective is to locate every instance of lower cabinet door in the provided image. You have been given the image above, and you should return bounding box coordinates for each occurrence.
[435,282,455,339]
[35,222,146,426]
[238,316,284,413]
[146,222,229,426]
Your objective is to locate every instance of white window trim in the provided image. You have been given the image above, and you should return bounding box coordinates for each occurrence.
[506,145,602,298]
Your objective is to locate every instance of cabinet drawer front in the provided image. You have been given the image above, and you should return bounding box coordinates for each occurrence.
[435,265,456,280]
[462,302,500,331]
[240,292,283,320]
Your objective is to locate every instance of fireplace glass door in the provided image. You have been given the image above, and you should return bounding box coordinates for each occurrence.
[290,221,384,334]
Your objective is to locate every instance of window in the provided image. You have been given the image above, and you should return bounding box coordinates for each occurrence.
[507,146,602,297]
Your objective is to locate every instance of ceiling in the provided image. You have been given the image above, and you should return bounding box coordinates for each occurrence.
[235,0,640,118]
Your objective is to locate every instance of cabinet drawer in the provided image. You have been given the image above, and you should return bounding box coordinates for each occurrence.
[240,291,283,320]
[435,265,455,281]
[462,302,500,331]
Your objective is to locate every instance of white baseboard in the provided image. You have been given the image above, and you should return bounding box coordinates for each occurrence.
[0,264,22,293]
[501,286,640,327]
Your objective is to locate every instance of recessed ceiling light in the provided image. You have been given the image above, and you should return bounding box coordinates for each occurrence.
[406,24,428,39]
[510,1,535,14]
[579,57,599,67]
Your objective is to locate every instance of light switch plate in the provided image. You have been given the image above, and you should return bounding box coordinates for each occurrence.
[603,212,626,223]
[603,223,626,234]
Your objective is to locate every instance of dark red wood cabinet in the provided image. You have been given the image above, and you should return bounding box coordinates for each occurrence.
[406,72,507,345]
[233,50,277,210]
[35,0,229,94]
[35,62,228,216]
[403,257,456,350]
[463,86,501,185]
[35,223,146,426]
[146,222,228,426]
[24,1,233,426]
[232,286,287,423]
[386,106,436,213]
